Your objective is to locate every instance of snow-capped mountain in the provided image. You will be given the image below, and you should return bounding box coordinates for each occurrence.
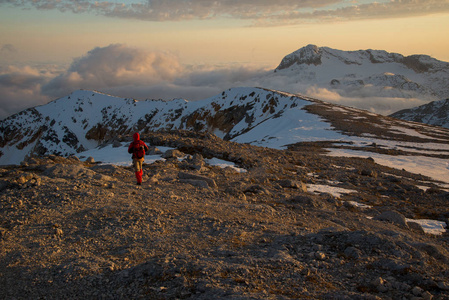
[270,44,449,103]
[390,98,449,128]
[2,87,449,166]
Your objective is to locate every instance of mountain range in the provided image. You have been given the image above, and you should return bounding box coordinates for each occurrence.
[1,44,449,166]
[0,87,341,164]
[2,86,449,168]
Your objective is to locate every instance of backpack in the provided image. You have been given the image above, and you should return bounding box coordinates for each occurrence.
[133,142,145,159]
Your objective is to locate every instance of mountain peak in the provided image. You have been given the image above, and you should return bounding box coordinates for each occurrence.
[70,89,123,99]
[275,44,323,70]
[272,45,449,102]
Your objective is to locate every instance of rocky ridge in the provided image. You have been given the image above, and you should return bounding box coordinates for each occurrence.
[390,99,449,129]
[3,87,449,167]
[275,45,448,74]
[1,130,448,299]
[1,87,317,164]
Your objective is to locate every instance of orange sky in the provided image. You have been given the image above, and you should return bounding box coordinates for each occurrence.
[1,1,449,67]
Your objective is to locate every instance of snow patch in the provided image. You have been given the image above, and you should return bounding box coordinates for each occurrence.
[205,158,247,173]
[406,218,447,235]
[327,148,449,186]
[307,184,357,198]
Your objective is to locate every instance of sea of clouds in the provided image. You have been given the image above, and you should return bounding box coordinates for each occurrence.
[0,43,438,120]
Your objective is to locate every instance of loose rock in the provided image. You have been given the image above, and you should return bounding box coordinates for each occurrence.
[0,130,448,300]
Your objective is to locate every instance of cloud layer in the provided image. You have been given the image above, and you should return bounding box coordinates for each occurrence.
[0,43,440,120]
[3,0,449,24]
[0,44,269,119]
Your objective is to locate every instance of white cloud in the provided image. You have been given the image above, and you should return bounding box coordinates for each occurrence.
[42,44,183,98]
[41,44,272,100]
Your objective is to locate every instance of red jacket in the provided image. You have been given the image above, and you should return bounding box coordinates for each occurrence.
[128,133,149,159]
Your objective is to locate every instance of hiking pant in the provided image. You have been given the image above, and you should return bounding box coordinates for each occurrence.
[133,158,144,184]
[133,158,143,172]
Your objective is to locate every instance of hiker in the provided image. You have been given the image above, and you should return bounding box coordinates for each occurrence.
[128,132,149,185]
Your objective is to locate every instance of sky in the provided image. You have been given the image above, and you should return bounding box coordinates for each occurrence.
[1,0,449,119]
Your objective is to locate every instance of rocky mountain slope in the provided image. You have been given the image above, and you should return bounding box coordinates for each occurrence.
[272,44,449,104]
[0,87,312,164]
[390,98,449,129]
[1,130,448,299]
[3,87,449,167]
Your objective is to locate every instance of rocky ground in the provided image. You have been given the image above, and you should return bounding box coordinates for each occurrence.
[1,130,448,299]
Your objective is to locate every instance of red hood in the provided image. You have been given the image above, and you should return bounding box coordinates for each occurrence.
[133,132,140,142]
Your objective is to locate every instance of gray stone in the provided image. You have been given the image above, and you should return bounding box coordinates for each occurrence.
[148,146,163,155]
[422,291,433,300]
[371,277,390,293]
[0,180,9,192]
[426,187,442,194]
[374,210,408,227]
[412,286,423,296]
[437,281,449,291]
[182,154,206,170]
[178,171,217,188]
[244,184,271,195]
[14,173,41,187]
[407,221,425,234]
[179,179,210,189]
[289,194,336,210]
[277,179,307,192]
[112,141,122,148]
[290,195,317,207]
[163,149,184,159]
[344,247,362,259]
[26,157,40,165]
[91,164,123,174]
[93,173,114,181]
[16,173,34,184]
[361,169,378,178]
[314,252,326,260]
[69,155,80,162]
[0,227,6,239]
[413,242,447,262]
